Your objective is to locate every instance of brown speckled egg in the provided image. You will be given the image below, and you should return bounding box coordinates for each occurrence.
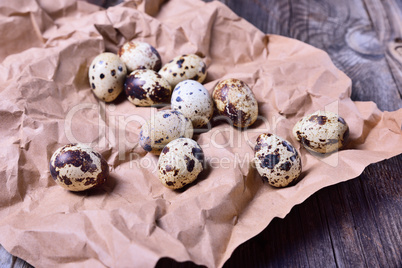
[171,80,214,128]
[49,143,109,191]
[118,40,161,72]
[158,54,207,88]
[125,69,172,106]
[140,110,193,154]
[293,110,349,154]
[254,133,302,188]
[212,78,258,128]
[158,138,204,189]
[88,52,127,102]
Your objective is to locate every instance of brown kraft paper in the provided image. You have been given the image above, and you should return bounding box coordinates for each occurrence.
[0,0,401,267]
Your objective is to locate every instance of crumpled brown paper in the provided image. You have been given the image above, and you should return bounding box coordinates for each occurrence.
[0,0,401,267]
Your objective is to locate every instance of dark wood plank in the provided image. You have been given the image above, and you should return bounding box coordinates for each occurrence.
[221,0,402,111]
[223,155,402,268]
[216,0,402,267]
[0,244,33,268]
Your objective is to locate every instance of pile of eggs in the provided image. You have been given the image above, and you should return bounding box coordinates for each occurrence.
[49,39,349,192]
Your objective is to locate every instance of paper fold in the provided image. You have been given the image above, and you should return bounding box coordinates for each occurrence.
[0,0,401,267]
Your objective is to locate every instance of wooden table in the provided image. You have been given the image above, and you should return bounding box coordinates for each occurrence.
[1,0,401,267]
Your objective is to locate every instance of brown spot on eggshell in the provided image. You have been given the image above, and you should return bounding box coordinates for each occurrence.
[165,165,173,172]
[282,141,294,153]
[158,54,207,88]
[259,154,280,169]
[124,76,147,100]
[149,85,171,103]
[49,162,59,179]
[50,144,109,191]
[279,161,292,171]
[150,46,162,71]
[293,111,349,154]
[162,146,170,154]
[187,159,195,172]
[212,78,258,128]
[157,138,203,189]
[54,149,97,173]
[60,175,72,185]
[338,117,346,125]
[254,133,302,188]
[192,147,204,163]
[308,115,327,125]
[177,58,185,68]
[166,181,175,186]
[89,52,126,102]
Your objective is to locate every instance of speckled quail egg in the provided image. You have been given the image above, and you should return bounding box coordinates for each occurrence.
[88,52,127,102]
[158,138,204,189]
[49,143,109,191]
[125,69,172,106]
[158,54,207,88]
[171,80,214,128]
[118,40,161,72]
[212,78,258,128]
[140,110,193,154]
[293,110,349,154]
[254,133,302,188]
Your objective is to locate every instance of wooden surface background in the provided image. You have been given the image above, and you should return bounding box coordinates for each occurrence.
[1,0,401,267]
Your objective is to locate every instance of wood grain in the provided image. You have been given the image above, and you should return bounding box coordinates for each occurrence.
[218,0,402,266]
[1,0,401,267]
[216,0,402,111]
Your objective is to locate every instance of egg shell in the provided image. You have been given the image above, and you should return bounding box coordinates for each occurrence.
[158,54,207,88]
[171,80,214,128]
[88,52,127,102]
[254,133,302,188]
[158,138,204,189]
[125,69,172,106]
[212,78,258,128]
[49,143,109,191]
[118,40,161,72]
[140,110,194,154]
[292,110,349,154]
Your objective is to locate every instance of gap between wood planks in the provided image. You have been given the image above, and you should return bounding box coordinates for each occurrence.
[220,0,402,110]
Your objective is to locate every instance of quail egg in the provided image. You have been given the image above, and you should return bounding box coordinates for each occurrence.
[212,78,258,128]
[254,133,302,188]
[158,54,207,88]
[88,52,127,102]
[118,40,161,72]
[49,143,109,191]
[171,80,214,128]
[125,69,172,106]
[140,110,193,154]
[158,138,204,189]
[293,110,349,154]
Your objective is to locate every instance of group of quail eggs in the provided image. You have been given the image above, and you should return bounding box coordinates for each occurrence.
[49,40,349,192]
